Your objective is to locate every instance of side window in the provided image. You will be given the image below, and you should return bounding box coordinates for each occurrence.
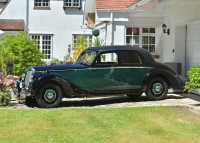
[119,51,141,64]
[96,52,118,65]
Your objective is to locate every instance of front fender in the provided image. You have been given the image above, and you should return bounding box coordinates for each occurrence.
[143,69,184,89]
[32,73,75,96]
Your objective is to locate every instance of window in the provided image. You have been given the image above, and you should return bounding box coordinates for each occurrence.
[34,0,50,8]
[142,36,155,52]
[95,52,118,65]
[126,27,156,53]
[64,0,80,8]
[31,35,52,60]
[76,51,96,65]
[72,34,92,49]
[126,28,139,47]
[119,51,141,64]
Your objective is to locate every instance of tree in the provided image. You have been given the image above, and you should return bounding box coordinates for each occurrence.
[0,31,44,76]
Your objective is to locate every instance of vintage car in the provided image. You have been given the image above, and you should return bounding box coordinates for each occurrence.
[14,45,185,108]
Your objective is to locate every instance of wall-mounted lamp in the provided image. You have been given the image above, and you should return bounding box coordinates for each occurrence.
[162,24,170,35]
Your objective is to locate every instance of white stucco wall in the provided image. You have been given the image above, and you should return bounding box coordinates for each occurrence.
[97,14,163,62]
[0,0,27,22]
[186,20,200,71]
[175,25,186,76]
[28,0,91,61]
[0,0,93,62]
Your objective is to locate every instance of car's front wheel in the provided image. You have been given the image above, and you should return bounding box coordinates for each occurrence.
[145,77,168,100]
[36,83,63,108]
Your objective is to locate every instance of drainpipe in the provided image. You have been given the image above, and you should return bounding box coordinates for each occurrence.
[110,12,113,45]
[185,25,187,76]
[26,0,29,31]
[110,12,114,61]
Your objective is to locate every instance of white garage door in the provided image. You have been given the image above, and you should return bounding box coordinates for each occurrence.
[186,20,200,72]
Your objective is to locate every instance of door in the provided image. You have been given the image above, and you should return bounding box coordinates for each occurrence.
[118,51,150,90]
[84,52,121,90]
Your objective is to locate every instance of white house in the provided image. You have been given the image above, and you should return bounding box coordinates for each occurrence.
[84,0,200,76]
[0,0,91,63]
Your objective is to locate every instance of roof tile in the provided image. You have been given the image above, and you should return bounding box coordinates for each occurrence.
[0,19,24,31]
[96,0,142,10]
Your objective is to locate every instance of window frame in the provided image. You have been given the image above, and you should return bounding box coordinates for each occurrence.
[34,0,50,9]
[94,51,118,67]
[125,27,157,53]
[30,34,53,61]
[63,0,81,8]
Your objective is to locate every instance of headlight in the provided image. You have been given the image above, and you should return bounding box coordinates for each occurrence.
[22,73,26,81]
[29,75,34,83]
[19,82,25,88]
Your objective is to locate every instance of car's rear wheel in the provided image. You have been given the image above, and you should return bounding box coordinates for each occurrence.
[145,77,168,100]
[36,83,63,108]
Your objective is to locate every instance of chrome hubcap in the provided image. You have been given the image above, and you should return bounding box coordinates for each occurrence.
[44,89,56,102]
[152,83,163,94]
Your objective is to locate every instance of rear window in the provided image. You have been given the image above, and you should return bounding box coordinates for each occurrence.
[119,51,141,64]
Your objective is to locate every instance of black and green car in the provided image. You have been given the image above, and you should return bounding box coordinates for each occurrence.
[14,45,185,108]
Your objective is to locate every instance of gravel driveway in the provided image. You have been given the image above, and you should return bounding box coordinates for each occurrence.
[2,93,200,114]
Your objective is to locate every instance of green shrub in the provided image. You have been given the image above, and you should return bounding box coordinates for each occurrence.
[0,91,11,106]
[184,66,200,93]
[0,31,44,76]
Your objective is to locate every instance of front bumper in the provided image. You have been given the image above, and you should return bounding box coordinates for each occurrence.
[13,80,33,100]
[19,89,32,100]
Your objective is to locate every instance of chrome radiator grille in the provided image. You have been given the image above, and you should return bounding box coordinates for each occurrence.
[25,70,34,87]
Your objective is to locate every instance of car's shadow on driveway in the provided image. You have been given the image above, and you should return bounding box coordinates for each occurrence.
[25,94,187,108]
[58,94,186,108]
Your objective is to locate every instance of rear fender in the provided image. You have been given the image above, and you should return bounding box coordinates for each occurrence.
[143,69,183,90]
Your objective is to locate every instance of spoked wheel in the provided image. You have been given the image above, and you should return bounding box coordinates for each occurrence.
[145,77,168,100]
[36,83,63,108]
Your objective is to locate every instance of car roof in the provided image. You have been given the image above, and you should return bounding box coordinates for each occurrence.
[86,45,155,63]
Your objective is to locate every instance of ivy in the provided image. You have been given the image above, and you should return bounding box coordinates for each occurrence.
[184,66,200,93]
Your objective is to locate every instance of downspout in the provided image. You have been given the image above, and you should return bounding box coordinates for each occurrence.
[185,25,187,76]
[110,12,113,45]
[26,0,29,31]
[110,12,114,61]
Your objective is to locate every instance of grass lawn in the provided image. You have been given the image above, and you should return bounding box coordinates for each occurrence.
[0,106,200,143]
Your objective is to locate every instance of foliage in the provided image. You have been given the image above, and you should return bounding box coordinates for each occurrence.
[51,57,60,63]
[93,37,105,47]
[0,74,19,106]
[0,40,14,74]
[184,66,200,93]
[0,107,200,142]
[0,31,44,76]
[72,35,88,63]
[0,91,11,106]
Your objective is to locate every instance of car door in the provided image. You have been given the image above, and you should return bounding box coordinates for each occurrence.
[84,51,122,91]
[118,50,151,90]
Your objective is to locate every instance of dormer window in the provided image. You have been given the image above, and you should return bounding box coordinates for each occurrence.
[64,0,81,8]
[34,0,50,8]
